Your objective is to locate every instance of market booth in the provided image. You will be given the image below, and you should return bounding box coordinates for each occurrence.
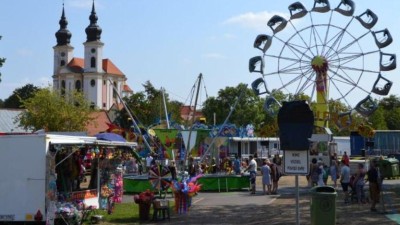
[0,134,137,225]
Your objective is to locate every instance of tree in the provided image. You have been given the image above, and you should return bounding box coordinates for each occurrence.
[385,108,400,130]
[368,107,387,130]
[0,36,5,83]
[202,83,264,127]
[116,81,183,129]
[3,84,40,108]
[17,88,95,132]
[379,95,400,110]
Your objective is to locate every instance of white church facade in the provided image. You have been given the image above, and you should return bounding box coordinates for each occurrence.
[52,3,132,110]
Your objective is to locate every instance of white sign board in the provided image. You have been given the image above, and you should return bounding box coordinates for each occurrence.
[283,150,309,175]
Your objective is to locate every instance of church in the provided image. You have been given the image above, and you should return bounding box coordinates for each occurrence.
[52,2,132,110]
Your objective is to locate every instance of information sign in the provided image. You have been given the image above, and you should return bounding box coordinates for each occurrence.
[283,150,309,175]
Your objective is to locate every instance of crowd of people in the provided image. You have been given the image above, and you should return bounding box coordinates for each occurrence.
[308,151,383,212]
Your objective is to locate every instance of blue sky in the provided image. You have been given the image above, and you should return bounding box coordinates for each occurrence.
[1,0,399,108]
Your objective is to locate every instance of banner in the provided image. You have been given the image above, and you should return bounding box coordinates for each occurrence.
[153,129,179,159]
[181,129,211,157]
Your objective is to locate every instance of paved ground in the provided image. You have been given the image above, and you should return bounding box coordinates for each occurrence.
[139,175,400,225]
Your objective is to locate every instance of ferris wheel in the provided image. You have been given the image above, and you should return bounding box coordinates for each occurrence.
[249,0,396,130]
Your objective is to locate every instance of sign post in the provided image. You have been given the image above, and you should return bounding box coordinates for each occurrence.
[278,101,314,225]
[283,150,309,175]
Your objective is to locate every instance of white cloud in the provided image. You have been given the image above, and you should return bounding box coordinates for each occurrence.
[202,53,226,59]
[223,11,290,32]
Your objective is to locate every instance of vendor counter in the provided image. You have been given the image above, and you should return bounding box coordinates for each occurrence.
[197,174,250,192]
[124,175,153,193]
[123,174,250,193]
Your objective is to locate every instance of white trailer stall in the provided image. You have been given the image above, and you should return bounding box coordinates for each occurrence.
[0,134,136,224]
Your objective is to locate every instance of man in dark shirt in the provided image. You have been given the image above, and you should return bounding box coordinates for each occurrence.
[367,161,381,212]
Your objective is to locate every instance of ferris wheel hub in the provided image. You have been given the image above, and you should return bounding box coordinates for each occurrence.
[311,56,328,73]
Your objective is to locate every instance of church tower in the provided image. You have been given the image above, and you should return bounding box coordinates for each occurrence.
[52,5,74,91]
[53,2,132,110]
[83,1,104,108]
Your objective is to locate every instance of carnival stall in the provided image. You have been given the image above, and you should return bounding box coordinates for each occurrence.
[0,133,137,225]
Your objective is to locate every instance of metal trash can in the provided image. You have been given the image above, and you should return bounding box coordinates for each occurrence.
[310,186,337,225]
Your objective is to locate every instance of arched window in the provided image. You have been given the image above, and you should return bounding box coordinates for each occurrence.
[60,60,65,66]
[75,80,81,92]
[61,80,66,96]
[90,79,96,87]
[91,57,96,68]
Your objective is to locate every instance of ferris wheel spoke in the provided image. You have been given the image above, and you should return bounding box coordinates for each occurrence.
[277,72,306,89]
[321,11,334,56]
[327,67,358,88]
[289,21,314,57]
[265,54,308,64]
[328,78,355,106]
[330,64,379,74]
[265,64,311,76]
[310,24,326,56]
[274,36,314,61]
[324,18,355,58]
[296,68,315,94]
[280,64,313,75]
[324,29,346,58]
[328,52,363,63]
[329,31,371,58]
[331,71,371,95]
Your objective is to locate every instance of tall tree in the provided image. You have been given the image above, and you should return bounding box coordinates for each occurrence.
[202,83,264,127]
[0,36,5,83]
[368,107,387,130]
[3,84,40,108]
[17,88,95,132]
[116,81,183,129]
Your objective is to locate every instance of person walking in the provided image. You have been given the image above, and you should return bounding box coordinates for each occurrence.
[367,161,381,212]
[330,158,339,188]
[244,155,257,194]
[342,151,350,166]
[269,160,281,194]
[340,159,351,204]
[353,163,366,204]
[261,159,272,195]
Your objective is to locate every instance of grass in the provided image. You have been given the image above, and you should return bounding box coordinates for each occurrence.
[82,201,175,225]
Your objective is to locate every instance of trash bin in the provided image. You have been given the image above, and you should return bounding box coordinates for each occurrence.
[378,158,399,179]
[310,186,337,225]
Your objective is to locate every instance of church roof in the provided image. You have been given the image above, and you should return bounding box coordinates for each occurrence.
[66,57,124,75]
[123,84,133,92]
[102,59,124,75]
[86,111,112,136]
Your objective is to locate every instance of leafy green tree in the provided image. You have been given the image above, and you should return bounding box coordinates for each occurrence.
[3,84,40,108]
[0,36,5,83]
[379,95,400,110]
[385,108,400,130]
[368,107,387,130]
[17,88,95,132]
[202,83,264,127]
[116,81,183,129]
